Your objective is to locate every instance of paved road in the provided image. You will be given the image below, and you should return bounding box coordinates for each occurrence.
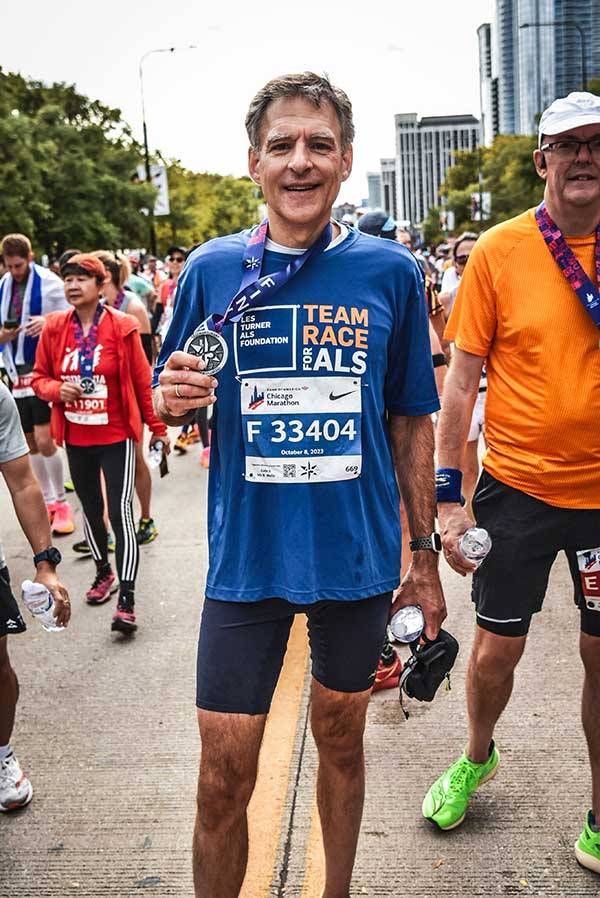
[1,442,598,897]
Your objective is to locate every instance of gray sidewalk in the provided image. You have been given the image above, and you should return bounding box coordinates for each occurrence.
[1,448,598,897]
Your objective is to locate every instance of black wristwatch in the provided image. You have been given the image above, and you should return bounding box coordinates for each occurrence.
[409,532,442,553]
[33,547,62,567]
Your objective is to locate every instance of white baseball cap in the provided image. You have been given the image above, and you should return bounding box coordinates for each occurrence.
[539,92,600,146]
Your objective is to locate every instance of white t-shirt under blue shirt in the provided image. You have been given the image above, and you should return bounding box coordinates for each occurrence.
[153,226,439,604]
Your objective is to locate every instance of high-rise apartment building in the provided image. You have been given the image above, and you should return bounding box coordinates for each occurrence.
[380,158,397,219]
[483,0,600,139]
[478,23,500,145]
[366,172,382,210]
[395,113,480,227]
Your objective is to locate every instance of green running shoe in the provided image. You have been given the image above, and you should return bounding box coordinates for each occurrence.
[422,741,499,830]
[136,517,158,545]
[107,532,115,553]
[575,811,600,874]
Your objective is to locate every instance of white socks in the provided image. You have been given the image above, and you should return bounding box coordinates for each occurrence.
[30,454,53,503]
[30,451,66,504]
[44,450,66,504]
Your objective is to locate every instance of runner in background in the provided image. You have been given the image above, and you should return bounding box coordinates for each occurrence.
[0,234,74,537]
[94,251,159,545]
[32,254,169,633]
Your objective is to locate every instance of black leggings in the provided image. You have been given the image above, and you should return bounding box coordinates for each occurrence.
[67,440,139,588]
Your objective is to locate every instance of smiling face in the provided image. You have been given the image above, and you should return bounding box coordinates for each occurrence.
[248,96,353,247]
[535,123,600,213]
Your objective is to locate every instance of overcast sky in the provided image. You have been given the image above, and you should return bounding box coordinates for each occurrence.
[5,0,494,206]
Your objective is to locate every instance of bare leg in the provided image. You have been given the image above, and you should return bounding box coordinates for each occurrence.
[311,679,371,898]
[466,626,526,763]
[580,633,600,818]
[193,710,266,898]
[0,637,18,746]
[134,440,152,520]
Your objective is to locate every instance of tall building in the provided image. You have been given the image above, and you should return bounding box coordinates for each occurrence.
[478,23,500,145]
[380,158,397,219]
[487,0,600,137]
[366,172,382,209]
[395,113,481,227]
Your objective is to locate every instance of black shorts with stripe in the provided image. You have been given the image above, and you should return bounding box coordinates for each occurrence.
[0,566,27,637]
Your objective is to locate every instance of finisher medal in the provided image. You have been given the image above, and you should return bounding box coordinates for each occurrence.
[80,376,95,395]
[184,329,228,376]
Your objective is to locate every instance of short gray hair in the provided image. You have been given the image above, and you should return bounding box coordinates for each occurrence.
[245,72,355,152]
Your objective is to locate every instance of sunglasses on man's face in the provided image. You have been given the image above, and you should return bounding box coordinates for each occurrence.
[455,254,470,265]
[170,256,185,263]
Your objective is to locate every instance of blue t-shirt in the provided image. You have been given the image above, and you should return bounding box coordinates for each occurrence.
[154,227,439,603]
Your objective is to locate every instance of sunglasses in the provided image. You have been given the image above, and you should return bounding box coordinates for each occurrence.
[455,254,470,265]
[170,256,185,263]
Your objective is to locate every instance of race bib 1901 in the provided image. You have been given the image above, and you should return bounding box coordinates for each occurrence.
[65,380,108,426]
[241,375,362,484]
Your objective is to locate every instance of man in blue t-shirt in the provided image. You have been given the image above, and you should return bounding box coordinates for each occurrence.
[153,72,446,898]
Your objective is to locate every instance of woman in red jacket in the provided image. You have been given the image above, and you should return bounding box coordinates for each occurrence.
[32,254,169,634]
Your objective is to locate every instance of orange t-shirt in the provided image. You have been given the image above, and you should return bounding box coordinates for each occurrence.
[445,207,600,509]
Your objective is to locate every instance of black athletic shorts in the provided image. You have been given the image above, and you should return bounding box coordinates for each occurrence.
[471,470,600,637]
[196,592,392,715]
[15,394,51,433]
[0,566,26,637]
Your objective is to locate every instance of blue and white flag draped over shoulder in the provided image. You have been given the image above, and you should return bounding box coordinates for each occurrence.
[0,267,43,383]
[195,219,332,336]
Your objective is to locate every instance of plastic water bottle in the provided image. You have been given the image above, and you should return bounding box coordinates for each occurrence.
[147,439,164,470]
[21,580,63,632]
[389,605,425,643]
[459,527,492,566]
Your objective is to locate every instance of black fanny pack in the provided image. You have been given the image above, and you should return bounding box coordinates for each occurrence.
[399,629,459,714]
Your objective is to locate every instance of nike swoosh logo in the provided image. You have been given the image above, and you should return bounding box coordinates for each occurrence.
[329,390,357,401]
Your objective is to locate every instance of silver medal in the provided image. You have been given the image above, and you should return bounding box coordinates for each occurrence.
[80,376,95,395]
[183,329,228,375]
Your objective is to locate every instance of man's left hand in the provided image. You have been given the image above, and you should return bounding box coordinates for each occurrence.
[390,555,446,641]
[24,315,45,338]
[34,569,71,628]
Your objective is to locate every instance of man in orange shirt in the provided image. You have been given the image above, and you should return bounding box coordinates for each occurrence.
[422,92,600,875]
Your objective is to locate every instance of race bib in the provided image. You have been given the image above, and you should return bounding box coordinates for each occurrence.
[12,374,34,399]
[65,380,108,425]
[576,548,600,611]
[241,375,362,484]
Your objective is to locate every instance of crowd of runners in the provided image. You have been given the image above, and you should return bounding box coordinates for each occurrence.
[1,72,600,898]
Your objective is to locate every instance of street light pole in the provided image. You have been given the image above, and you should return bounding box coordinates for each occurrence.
[138,45,197,257]
[520,21,587,92]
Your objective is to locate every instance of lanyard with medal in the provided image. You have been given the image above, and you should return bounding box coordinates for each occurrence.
[536,201,600,329]
[183,219,332,374]
[73,305,103,395]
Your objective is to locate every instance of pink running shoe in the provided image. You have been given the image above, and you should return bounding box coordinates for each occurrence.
[111,605,137,633]
[86,569,118,605]
[46,502,57,523]
[52,501,74,535]
[200,446,210,468]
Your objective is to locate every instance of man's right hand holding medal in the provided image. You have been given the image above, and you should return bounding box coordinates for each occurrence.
[154,351,218,425]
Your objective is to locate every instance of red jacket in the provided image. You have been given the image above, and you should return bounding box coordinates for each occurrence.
[32,305,167,446]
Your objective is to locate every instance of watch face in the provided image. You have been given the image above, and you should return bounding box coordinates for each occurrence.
[433,533,443,552]
[47,547,62,566]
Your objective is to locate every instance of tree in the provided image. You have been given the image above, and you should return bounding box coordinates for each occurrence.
[439,134,543,234]
[0,69,155,255]
[154,164,261,253]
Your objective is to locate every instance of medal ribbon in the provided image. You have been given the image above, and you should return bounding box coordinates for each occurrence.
[73,305,103,381]
[113,289,126,311]
[536,202,600,328]
[198,218,332,335]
